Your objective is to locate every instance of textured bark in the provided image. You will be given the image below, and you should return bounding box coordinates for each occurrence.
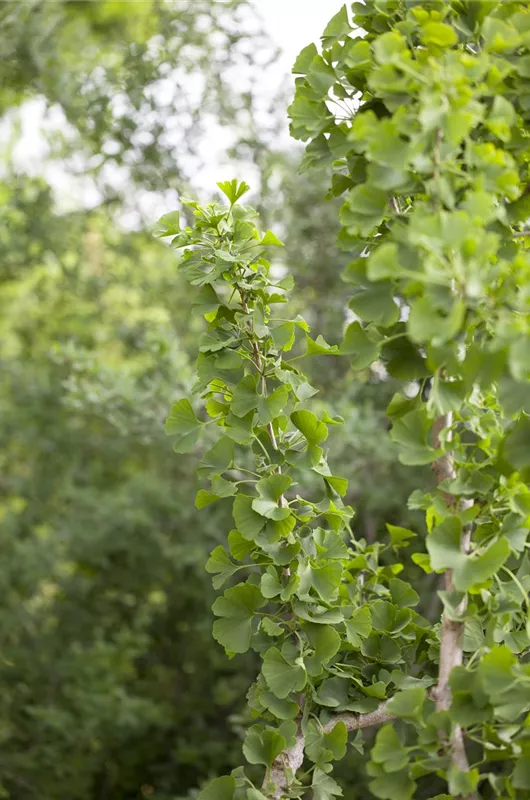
[432,413,478,800]
[266,700,399,798]
[323,701,396,732]
[267,732,305,799]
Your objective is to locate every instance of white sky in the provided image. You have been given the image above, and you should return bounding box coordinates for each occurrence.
[1,0,345,219]
[191,0,344,197]
[257,0,345,65]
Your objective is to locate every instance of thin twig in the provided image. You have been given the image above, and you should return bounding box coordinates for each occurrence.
[390,196,400,214]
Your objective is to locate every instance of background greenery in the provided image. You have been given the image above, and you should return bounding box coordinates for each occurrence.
[0,2,423,798]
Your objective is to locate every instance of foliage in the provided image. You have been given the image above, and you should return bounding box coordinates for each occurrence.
[0,174,258,800]
[0,24,408,796]
[164,2,530,798]
[0,0,278,193]
[260,156,424,541]
[0,4,285,795]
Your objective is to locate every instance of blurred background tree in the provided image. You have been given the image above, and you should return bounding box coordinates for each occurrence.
[0,2,426,799]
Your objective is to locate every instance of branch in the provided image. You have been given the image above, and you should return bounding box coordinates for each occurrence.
[432,412,478,800]
[390,196,400,214]
[267,730,305,799]
[266,701,399,797]
[267,700,406,797]
[323,700,397,732]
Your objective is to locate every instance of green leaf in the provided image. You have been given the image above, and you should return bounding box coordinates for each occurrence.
[288,93,330,139]
[322,5,350,44]
[509,336,530,382]
[199,330,238,354]
[195,489,218,509]
[154,210,180,238]
[305,720,348,763]
[252,474,292,520]
[197,776,235,800]
[349,285,399,327]
[305,334,340,356]
[315,676,349,708]
[321,472,348,498]
[426,517,465,573]
[502,415,530,473]
[344,39,371,70]
[387,687,426,720]
[228,529,254,560]
[368,771,415,800]
[412,553,432,574]
[390,410,440,465]
[165,398,204,453]
[243,725,286,767]
[261,566,300,602]
[306,623,341,669]
[486,96,516,142]
[293,42,318,74]
[205,546,240,589]
[340,185,388,236]
[261,567,283,599]
[307,55,336,94]
[299,561,342,603]
[447,766,479,797]
[261,618,284,638]
[233,494,266,540]
[482,17,520,53]
[370,600,402,633]
[340,322,381,368]
[408,297,465,346]
[513,754,530,789]
[365,635,400,668]
[260,385,289,424]
[260,690,298,719]
[198,437,234,478]
[262,647,306,698]
[217,179,250,204]
[456,538,510,591]
[427,518,510,591]
[293,600,343,625]
[212,583,263,654]
[345,607,372,648]
[246,790,268,800]
[313,529,349,560]
[191,284,221,318]
[373,31,408,65]
[197,477,237,509]
[367,242,400,280]
[260,229,284,247]
[312,768,343,800]
[371,724,408,771]
[420,22,458,48]
[389,578,419,608]
[272,322,295,352]
[291,409,328,445]
[386,524,416,549]
[429,377,466,414]
[231,375,259,418]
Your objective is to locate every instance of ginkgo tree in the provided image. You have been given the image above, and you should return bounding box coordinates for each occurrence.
[157,3,530,799]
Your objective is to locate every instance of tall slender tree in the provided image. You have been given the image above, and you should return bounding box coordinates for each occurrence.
[163,3,530,798]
